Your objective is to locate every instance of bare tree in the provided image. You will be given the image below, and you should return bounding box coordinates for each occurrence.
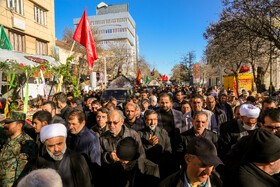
[204,0,280,93]
[179,51,196,83]
[170,64,188,84]
[61,26,103,86]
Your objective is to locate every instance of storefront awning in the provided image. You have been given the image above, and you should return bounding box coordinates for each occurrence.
[0,48,60,67]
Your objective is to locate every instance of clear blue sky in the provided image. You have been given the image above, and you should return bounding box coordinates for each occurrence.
[55,0,222,76]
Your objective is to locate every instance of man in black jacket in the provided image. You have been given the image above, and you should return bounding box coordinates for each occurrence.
[181,111,218,152]
[53,92,73,125]
[218,104,260,160]
[100,110,145,165]
[105,137,160,187]
[124,102,145,131]
[33,123,92,187]
[138,109,172,179]
[235,128,280,187]
[222,108,280,187]
[216,93,233,121]
[157,92,186,174]
[206,96,227,132]
[159,136,223,187]
[31,111,52,156]
[42,101,66,126]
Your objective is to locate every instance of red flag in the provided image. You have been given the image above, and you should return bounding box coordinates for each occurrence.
[73,8,97,68]
[233,78,238,98]
[136,69,141,86]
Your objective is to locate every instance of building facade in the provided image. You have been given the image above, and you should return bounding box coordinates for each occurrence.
[73,2,139,76]
[0,0,55,55]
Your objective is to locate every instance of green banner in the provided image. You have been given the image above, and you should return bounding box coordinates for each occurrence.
[8,72,16,90]
[0,25,13,50]
[23,71,28,114]
[145,75,150,84]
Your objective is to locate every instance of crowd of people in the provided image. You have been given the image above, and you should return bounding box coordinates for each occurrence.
[1,85,280,187]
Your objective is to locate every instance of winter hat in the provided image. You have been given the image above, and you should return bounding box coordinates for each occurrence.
[116,137,140,161]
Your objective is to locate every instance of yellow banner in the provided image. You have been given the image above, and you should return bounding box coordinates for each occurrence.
[4,75,9,118]
[56,75,64,93]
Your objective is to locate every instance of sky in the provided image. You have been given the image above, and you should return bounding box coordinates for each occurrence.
[55,0,223,76]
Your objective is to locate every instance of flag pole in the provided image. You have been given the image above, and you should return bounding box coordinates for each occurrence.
[70,40,76,55]
[104,57,107,88]
[55,40,76,94]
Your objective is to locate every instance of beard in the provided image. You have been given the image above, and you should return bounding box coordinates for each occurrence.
[110,125,122,135]
[47,145,67,161]
[243,124,257,131]
[4,127,17,138]
[149,125,156,131]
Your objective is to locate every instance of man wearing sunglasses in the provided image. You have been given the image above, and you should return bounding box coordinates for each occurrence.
[100,110,145,165]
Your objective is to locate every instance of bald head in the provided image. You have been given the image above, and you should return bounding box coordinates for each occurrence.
[125,103,137,122]
[125,102,136,110]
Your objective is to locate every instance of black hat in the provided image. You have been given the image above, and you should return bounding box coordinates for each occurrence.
[186,136,223,167]
[247,128,280,163]
[116,137,140,161]
[246,96,256,103]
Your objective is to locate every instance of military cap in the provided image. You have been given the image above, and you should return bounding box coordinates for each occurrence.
[0,111,26,123]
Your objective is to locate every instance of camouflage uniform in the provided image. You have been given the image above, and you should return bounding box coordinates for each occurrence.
[0,132,37,187]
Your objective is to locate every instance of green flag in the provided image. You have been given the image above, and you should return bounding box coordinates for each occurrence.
[0,25,13,50]
[145,75,150,84]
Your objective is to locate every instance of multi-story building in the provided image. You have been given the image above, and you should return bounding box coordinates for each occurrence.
[0,0,55,55]
[73,2,139,76]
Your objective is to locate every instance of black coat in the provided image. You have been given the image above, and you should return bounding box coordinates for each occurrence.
[60,105,73,124]
[33,149,92,187]
[158,168,222,187]
[105,158,160,187]
[181,127,218,151]
[236,162,279,187]
[216,102,233,121]
[51,115,66,126]
[213,106,227,129]
[138,126,172,179]
[218,119,259,160]
[124,118,146,131]
[100,125,146,165]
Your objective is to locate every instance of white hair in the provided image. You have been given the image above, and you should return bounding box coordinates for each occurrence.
[149,95,157,102]
[108,109,125,120]
[17,168,62,187]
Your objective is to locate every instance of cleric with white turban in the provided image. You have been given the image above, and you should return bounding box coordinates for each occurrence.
[40,123,67,143]
[239,104,260,131]
[240,104,260,118]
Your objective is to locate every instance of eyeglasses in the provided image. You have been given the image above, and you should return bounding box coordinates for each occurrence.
[107,120,120,125]
[97,115,107,119]
[264,126,280,131]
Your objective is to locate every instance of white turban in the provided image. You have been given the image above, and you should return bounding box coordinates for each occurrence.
[40,123,67,143]
[240,104,260,118]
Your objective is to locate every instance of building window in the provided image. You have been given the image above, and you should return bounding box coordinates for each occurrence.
[36,40,48,55]
[34,5,47,25]
[6,0,24,15]
[8,30,25,52]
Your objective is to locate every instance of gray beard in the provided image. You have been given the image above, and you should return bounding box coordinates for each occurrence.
[149,125,156,131]
[47,145,67,161]
[243,124,257,131]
